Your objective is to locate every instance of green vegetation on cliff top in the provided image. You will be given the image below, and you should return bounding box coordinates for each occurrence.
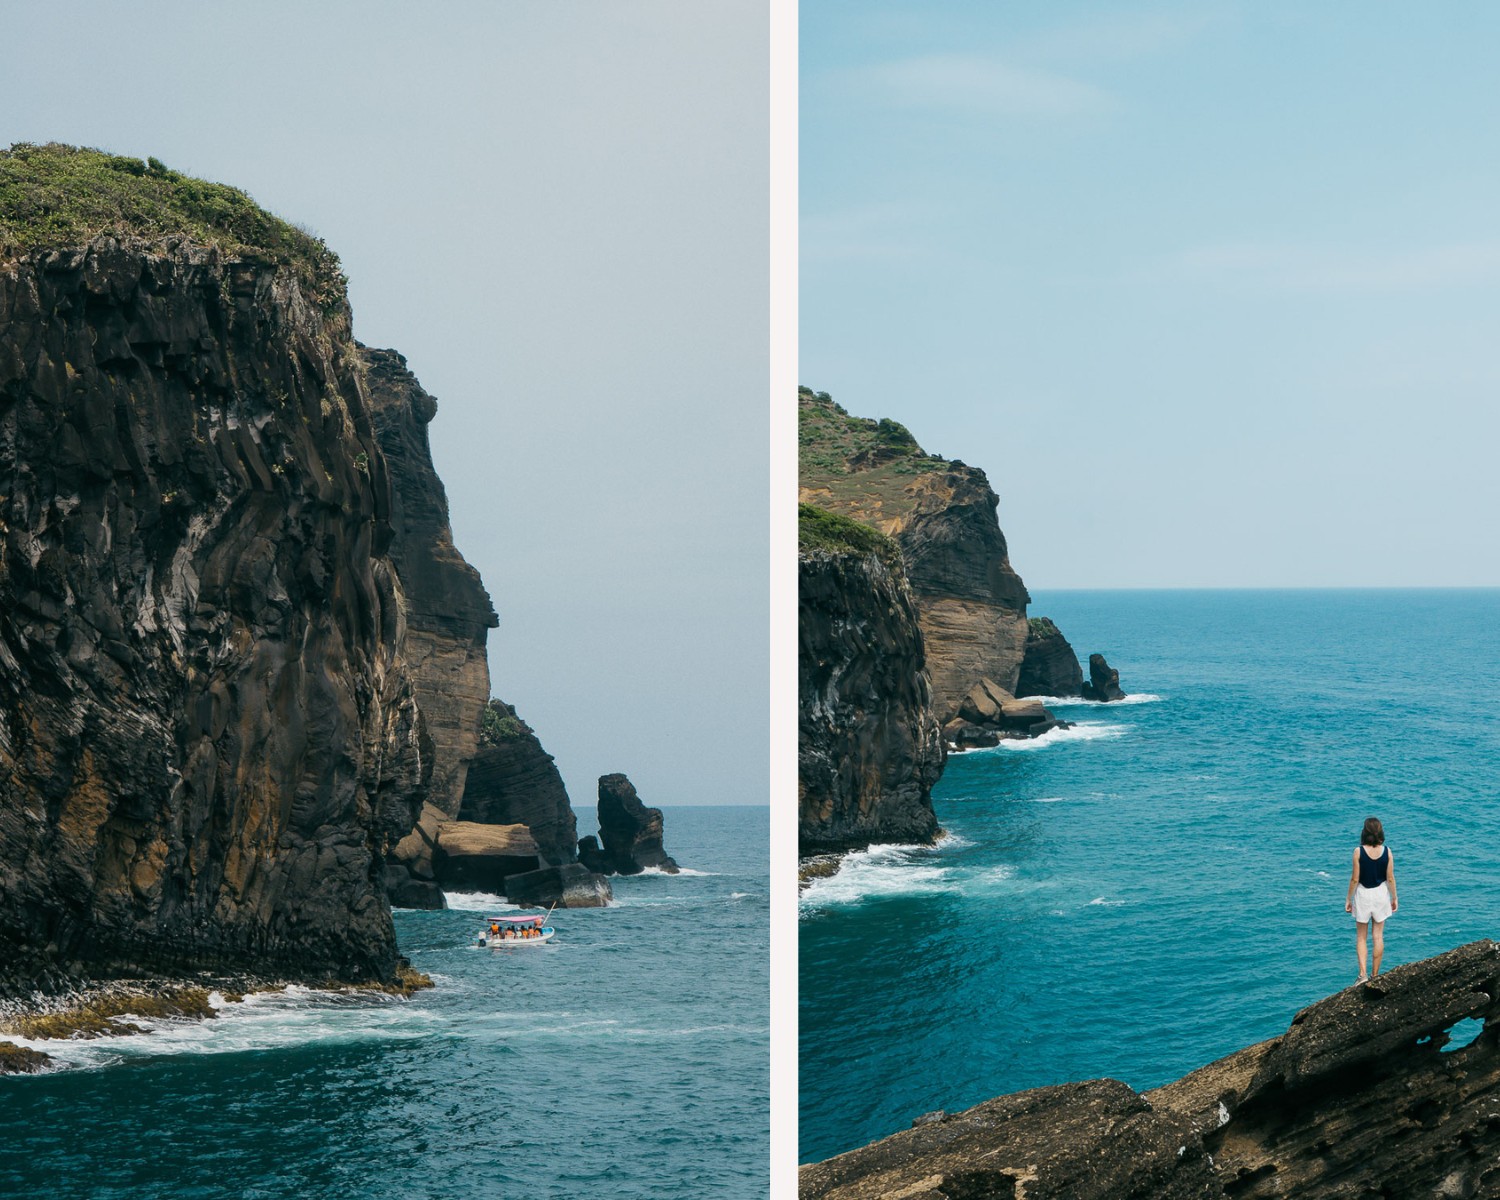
[798,503,900,563]
[480,700,526,745]
[0,142,346,309]
[798,386,956,529]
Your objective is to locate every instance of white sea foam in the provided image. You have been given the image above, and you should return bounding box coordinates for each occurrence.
[441,891,513,911]
[1085,896,1125,907]
[1028,796,1067,804]
[1034,693,1163,707]
[635,866,716,876]
[934,831,974,850]
[984,722,1127,752]
[729,892,751,899]
[11,984,439,1072]
[799,843,955,909]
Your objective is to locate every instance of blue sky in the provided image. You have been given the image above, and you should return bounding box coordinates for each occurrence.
[802,2,1500,586]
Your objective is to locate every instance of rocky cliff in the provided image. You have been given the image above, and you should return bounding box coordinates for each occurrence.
[0,146,434,989]
[799,505,943,854]
[801,940,1500,1199]
[798,389,1031,723]
[362,346,496,818]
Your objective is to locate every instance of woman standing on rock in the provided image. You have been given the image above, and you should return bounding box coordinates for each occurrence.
[1345,816,1397,982]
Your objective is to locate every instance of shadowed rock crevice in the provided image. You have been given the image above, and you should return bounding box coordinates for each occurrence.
[801,940,1500,1199]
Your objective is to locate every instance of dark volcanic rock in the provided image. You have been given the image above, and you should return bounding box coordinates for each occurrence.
[576,835,609,874]
[457,700,579,865]
[0,235,432,990]
[1080,652,1126,701]
[430,821,541,894]
[941,719,1000,750]
[1015,616,1084,698]
[802,940,1500,1200]
[362,347,497,819]
[799,548,943,854]
[384,867,446,911]
[596,773,679,875]
[502,863,611,909]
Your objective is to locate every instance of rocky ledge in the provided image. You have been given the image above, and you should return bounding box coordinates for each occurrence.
[941,678,1071,751]
[801,940,1500,1199]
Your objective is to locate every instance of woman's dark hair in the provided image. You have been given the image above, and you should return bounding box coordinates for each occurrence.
[1361,817,1385,847]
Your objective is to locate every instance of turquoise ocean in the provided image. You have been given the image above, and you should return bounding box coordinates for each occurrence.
[0,806,767,1198]
[799,590,1500,1163]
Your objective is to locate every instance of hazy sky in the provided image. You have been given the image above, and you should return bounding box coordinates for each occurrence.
[802,2,1500,587]
[2,1,769,808]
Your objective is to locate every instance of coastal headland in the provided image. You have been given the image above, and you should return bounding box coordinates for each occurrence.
[0,144,675,1024]
[797,387,1124,858]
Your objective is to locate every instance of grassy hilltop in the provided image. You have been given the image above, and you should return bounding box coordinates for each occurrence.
[0,142,346,311]
[797,386,958,532]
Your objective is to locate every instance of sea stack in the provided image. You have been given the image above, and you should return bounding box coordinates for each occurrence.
[592,773,679,875]
[1080,652,1127,702]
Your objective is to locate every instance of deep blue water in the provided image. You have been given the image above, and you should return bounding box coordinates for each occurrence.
[799,589,1500,1164]
[0,806,767,1199]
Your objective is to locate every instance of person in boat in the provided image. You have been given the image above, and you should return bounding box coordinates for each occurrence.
[1344,816,1397,982]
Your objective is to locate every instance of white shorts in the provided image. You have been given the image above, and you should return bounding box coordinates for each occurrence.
[1353,884,1392,924]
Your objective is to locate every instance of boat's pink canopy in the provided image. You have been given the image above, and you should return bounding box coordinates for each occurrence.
[487,915,544,923]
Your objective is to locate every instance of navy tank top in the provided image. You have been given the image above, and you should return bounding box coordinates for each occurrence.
[1359,846,1389,888]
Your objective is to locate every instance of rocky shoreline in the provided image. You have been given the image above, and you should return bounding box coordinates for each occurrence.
[801,940,1500,1199]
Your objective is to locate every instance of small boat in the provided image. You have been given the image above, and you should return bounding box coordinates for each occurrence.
[476,909,556,948]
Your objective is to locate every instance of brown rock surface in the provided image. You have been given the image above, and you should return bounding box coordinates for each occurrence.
[802,940,1500,1200]
[362,346,497,817]
[430,821,541,893]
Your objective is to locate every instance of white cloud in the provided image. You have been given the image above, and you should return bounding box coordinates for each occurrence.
[1170,241,1500,290]
[833,54,1111,118]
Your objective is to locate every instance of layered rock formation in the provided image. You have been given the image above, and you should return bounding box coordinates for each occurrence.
[0,216,428,988]
[799,507,944,854]
[802,940,1500,1199]
[458,700,578,864]
[362,346,497,816]
[503,862,611,909]
[1014,616,1083,699]
[798,389,1030,722]
[593,773,679,875]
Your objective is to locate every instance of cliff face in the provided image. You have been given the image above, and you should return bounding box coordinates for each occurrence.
[801,940,1500,1200]
[0,234,428,989]
[799,527,943,854]
[362,346,497,818]
[798,390,1030,723]
[457,700,578,865]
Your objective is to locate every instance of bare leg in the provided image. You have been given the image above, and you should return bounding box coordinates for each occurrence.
[1356,920,1368,979]
[1372,920,1385,977]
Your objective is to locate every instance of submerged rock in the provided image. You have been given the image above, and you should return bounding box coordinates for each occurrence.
[384,867,446,911]
[1080,652,1127,702]
[1015,616,1084,698]
[801,940,1500,1200]
[502,863,611,909]
[596,774,679,876]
